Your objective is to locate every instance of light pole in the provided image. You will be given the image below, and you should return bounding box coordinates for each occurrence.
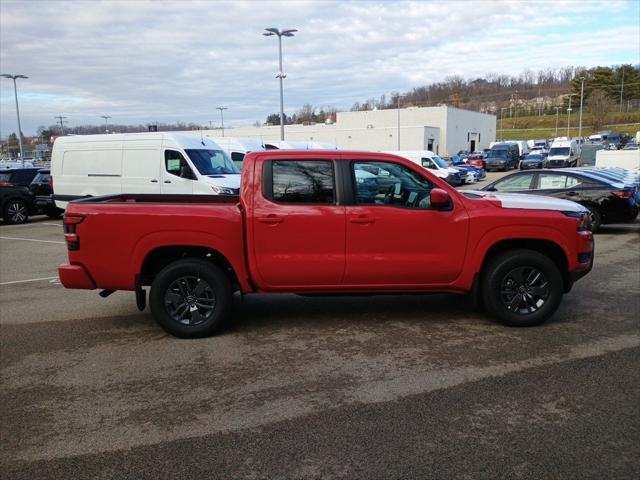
[578,77,585,141]
[1,74,28,164]
[397,95,401,149]
[100,115,111,133]
[263,27,297,141]
[566,93,576,137]
[216,107,228,137]
[554,106,560,137]
[500,107,508,141]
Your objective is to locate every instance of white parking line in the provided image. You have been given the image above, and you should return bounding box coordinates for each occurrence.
[42,223,63,227]
[0,236,65,244]
[0,276,59,285]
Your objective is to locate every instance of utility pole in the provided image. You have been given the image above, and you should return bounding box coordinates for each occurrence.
[554,106,560,137]
[619,67,625,112]
[209,120,213,129]
[216,107,228,137]
[500,107,507,141]
[1,74,28,164]
[578,77,585,141]
[55,115,68,135]
[514,90,518,128]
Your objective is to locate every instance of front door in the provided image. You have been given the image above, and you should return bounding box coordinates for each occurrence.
[162,149,194,194]
[251,159,345,288]
[344,160,469,286]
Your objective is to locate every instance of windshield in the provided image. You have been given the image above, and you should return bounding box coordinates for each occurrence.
[487,148,508,158]
[549,147,570,156]
[432,156,450,168]
[185,149,239,175]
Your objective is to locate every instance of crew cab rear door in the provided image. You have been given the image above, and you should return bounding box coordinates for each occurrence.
[250,157,345,288]
[343,157,469,285]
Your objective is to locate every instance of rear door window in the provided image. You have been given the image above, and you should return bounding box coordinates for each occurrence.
[269,160,335,204]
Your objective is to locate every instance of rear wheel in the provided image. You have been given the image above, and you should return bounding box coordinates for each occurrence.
[3,199,29,224]
[481,249,563,327]
[150,259,232,338]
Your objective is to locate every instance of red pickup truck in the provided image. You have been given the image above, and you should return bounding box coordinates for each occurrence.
[59,151,594,338]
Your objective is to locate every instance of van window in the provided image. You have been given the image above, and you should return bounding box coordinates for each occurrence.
[165,150,190,177]
[185,149,239,175]
[549,147,570,156]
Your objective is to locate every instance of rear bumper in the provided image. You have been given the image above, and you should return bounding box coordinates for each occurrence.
[58,263,96,289]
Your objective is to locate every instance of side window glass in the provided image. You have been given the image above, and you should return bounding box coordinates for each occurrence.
[565,176,581,188]
[271,160,334,204]
[353,161,433,209]
[165,150,189,178]
[493,174,534,191]
[231,152,245,170]
[538,174,568,189]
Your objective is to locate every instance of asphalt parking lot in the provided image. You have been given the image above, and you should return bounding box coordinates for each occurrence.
[1,178,639,479]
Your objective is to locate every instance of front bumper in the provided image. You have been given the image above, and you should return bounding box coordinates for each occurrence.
[58,263,96,289]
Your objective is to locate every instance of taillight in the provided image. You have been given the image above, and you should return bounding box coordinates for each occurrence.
[612,190,633,199]
[50,176,54,192]
[0,182,16,186]
[63,216,84,250]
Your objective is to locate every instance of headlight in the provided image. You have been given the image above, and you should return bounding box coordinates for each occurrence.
[211,185,236,195]
[563,211,590,231]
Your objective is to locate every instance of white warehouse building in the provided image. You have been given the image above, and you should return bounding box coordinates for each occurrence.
[195,105,496,156]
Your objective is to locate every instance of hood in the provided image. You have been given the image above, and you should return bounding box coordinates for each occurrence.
[199,173,241,188]
[465,190,586,212]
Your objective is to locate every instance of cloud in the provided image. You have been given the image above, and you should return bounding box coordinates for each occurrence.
[0,0,637,135]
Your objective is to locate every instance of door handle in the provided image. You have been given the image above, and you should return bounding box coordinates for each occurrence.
[349,216,376,225]
[257,214,283,225]
[150,179,158,183]
[567,191,578,196]
[164,180,172,184]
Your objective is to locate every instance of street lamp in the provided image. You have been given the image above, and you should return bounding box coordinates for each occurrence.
[216,107,228,137]
[554,106,560,137]
[578,77,585,141]
[263,27,297,141]
[100,115,111,133]
[1,73,28,165]
[566,94,577,137]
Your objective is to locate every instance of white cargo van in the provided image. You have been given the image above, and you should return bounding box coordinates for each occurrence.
[547,138,579,168]
[263,141,339,150]
[385,150,463,186]
[209,137,265,170]
[52,132,240,209]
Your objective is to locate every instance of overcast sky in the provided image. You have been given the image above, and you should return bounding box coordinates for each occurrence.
[1,0,638,136]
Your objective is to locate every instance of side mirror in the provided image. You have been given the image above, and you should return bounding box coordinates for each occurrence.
[180,165,196,180]
[430,188,452,210]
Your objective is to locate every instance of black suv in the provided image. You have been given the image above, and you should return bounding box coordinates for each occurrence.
[29,169,63,218]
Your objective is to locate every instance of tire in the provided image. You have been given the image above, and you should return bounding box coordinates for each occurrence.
[149,259,232,338]
[481,249,563,327]
[584,205,602,233]
[3,199,29,224]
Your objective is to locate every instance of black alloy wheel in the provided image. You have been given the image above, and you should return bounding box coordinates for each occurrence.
[164,276,216,326]
[481,249,563,327]
[500,266,549,314]
[4,200,29,224]
[150,259,232,338]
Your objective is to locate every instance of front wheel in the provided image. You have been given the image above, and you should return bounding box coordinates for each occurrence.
[584,206,602,233]
[150,259,232,338]
[3,199,29,224]
[481,249,564,327]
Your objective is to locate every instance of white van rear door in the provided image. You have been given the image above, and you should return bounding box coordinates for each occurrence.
[122,148,161,194]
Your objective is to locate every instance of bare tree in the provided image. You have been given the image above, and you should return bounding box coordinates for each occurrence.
[587,89,615,131]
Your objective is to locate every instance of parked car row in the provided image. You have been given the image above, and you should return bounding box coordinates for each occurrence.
[480,166,639,232]
[0,168,62,224]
